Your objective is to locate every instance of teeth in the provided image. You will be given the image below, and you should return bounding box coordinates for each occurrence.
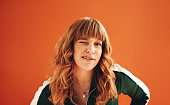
[82,56,92,60]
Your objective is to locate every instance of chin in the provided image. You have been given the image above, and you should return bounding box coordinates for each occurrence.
[81,66,95,71]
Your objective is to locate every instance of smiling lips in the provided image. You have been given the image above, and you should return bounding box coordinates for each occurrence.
[82,56,95,60]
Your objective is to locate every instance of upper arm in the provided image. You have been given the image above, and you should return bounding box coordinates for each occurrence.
[113,64,150,105]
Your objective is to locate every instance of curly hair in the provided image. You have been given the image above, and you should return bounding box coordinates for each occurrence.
[49,17,118,105]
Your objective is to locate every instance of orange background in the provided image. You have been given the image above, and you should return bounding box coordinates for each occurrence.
[0,0,170,105]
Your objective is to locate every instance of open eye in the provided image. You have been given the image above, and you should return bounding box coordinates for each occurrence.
[95,42,102,47]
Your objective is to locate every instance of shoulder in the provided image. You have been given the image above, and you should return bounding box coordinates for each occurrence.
[112,64,149,92]
[30,79,51,105]
[112,64,150,104]
[112,64,150,93]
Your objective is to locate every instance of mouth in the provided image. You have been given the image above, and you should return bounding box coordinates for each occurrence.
[82,56,95,60]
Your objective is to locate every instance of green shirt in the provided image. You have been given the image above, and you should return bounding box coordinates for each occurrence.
[31,64,150,105]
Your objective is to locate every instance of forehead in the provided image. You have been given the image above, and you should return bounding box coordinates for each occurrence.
[74,34,104,42]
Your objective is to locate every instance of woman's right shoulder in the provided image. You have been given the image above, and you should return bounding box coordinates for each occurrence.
[30,79,52,105]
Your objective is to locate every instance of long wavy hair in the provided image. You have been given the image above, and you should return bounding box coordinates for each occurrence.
[49,17,118,105]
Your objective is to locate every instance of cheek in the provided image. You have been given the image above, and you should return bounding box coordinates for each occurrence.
[96,49,102,59]
[74,47,83,55]
[74,46,84,59]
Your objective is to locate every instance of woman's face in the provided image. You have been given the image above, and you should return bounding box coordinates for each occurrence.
[73,37,102,71]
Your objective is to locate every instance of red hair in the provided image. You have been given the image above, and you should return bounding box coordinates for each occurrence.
[49,17,118,105]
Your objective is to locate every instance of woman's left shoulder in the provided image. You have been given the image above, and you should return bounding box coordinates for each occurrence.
[112,63,150,92]
[111,64,150,104]
[111,63,128,78]
[112,63,142,80]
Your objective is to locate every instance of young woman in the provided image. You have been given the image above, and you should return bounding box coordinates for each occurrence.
[31,17,150,105]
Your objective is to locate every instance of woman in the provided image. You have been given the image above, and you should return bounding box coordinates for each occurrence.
[31,17,150,105]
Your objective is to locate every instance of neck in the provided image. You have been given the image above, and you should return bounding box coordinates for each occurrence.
[73,67,93,88]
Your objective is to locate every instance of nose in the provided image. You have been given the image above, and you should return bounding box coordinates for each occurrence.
[87,44,95,54]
